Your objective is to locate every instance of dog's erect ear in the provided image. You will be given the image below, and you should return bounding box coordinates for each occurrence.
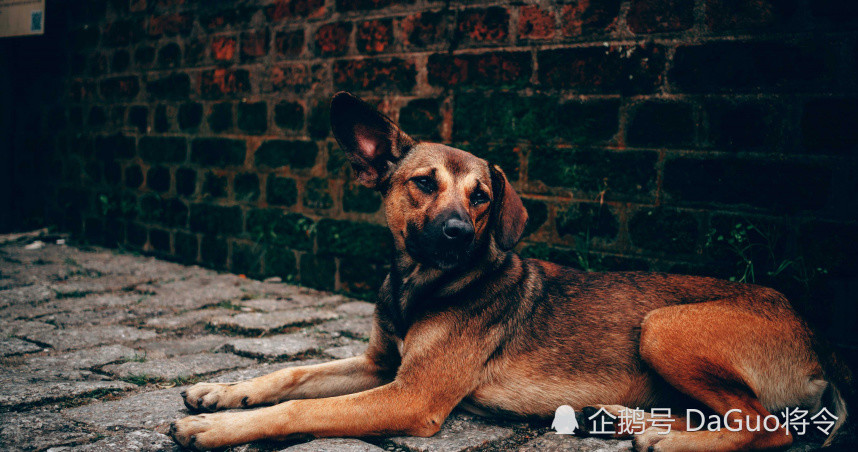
[489,165,528,251]
[330,92,415,189]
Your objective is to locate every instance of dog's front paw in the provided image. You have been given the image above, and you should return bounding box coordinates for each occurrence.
[170,413,246,450]
[633,427,670,451]
[169,414,216,450]
[181,382,245,412]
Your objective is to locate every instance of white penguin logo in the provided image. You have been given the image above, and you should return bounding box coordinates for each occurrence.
[552,405,579,434]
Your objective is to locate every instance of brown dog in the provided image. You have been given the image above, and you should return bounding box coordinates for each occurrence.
[170,92,848,451]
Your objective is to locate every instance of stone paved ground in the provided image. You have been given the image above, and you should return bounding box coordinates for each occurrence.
[0,241,820,451]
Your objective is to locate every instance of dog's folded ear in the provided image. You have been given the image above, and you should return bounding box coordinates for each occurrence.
[330,92,415,189]
[490,165,528,251]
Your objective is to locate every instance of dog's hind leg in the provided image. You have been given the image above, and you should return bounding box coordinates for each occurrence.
[634,300,822,451]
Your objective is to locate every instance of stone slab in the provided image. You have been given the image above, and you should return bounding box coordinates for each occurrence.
[103,352,255,381]
[314,316,374,339]
[28,344,138,370]
[0,283,54,309]
[5,263,96,287]
[323,340,368,359]
[388,411,515,452]
[139,335,231,358]
[518,434,634,451]
[1,319,55,338]
[237,298,302,312]
[49,274,152,298]
[47,429,180,452]
[280,438,384,451]
[0,275,26,291]
[0,337,43,356]
[25,325,157,351]
[75,252,202,281]
[1,293,146,322]
[135,276,249,311]
[222,333,327,360]
[208,309,339,334]
[0,368,135,408]
[336,301,376,317]
[143,308,234,330]
[0,411,98,451]
[62,386,187,432]
[277,293,349,308]
[39,307,144,328]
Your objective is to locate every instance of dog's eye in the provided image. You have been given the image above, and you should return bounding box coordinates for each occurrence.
[411,176,436,194]
[471,189,490,206]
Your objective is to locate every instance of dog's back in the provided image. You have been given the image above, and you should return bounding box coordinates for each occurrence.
[445,256,818,415]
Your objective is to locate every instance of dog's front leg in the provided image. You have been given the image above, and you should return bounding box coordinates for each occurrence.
[171,319,486,450]
[183,322,399,412]
[182,355,389,412]
[171,380,461,450]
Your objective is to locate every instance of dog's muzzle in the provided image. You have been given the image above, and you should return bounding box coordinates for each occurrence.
[441,217,474,246]
[406,210,476,269]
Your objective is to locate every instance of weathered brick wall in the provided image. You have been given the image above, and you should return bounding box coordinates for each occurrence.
[12,1,858,324]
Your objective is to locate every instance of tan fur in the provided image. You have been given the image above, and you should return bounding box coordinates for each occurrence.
[170,93,845,451]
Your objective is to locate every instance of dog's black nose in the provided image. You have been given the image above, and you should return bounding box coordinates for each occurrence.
[442,218,474,242]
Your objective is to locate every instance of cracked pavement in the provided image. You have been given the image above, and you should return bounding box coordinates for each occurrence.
[1,241,818,451]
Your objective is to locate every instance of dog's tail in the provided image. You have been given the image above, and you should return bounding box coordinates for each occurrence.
[822,382,849,447]
[818,345,856,448]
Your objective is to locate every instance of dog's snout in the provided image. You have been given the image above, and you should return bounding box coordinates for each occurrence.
[442,218,474,242]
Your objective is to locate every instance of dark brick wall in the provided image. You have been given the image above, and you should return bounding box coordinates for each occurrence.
[5,1,858,324]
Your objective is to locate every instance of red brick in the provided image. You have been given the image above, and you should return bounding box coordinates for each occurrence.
[154,0,185,8]
[457,7,509,44]
[241,30,270,60]
[157,43,181,67]
[72,27,99,51]
[265,0,326,22]
[201,7,255,31]
[428,52,531,87]
[333,58,416,93]
[663,157,831,212]
[70,80,97,102]
[314,22,351,56]
[275,30,305,57]
[199,69,251,98]
[811,0,858,28]
[560,0,621,36]
[628,0,694,33]
[801,98,858,154]
[538,44,666,94]
[148,12,193,37]
[357,19,393,54]
[335,0,397,12]
[184,39,207,65]
[130,0,147,13]
[670,41,830,93]
[518,5,555,40]
[100,76,140,100]
[399,10,452,49]
[103,20,142,47]
[266,64,323,93]
[147,73,190,99]
[90,53,109,76]
[211,36,236,61]
[627,101,696,148]
[705,0,797,31]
